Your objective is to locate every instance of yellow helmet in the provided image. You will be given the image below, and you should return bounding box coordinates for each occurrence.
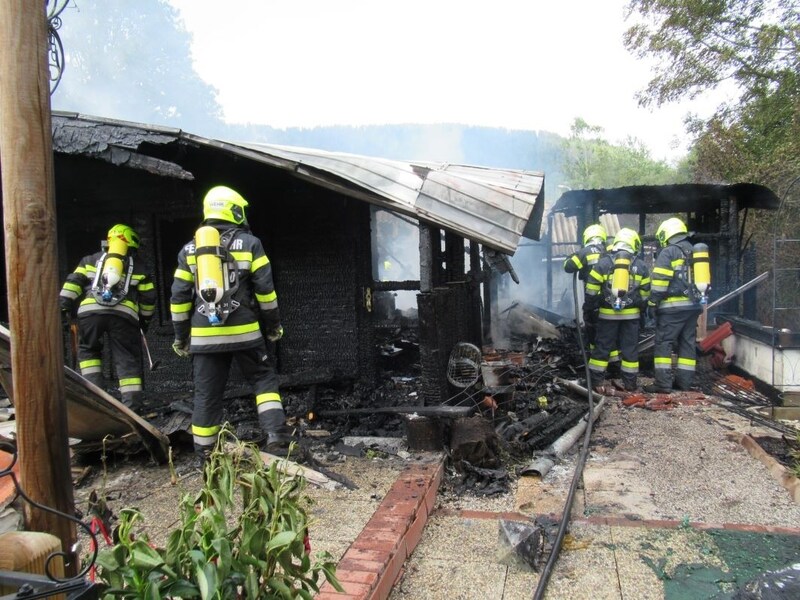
[203,185,249,225]
[612,228,641,253]
[107,223,139,249]
[656,217,688,247]
[582,223,607,246]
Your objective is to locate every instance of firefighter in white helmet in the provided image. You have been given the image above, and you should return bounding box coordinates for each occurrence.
[583,228,651,391]
[644,217,706,393]
[564,223,609,351]
[59,224,156,411]
[170,185,289,466]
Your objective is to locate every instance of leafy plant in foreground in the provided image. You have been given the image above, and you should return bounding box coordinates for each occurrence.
[95,430,342,598]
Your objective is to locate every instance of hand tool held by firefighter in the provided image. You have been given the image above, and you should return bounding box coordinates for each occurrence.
[194,225,226,325]
[140,329,161,371]
[172,338,190,358]
[692,243,711,304]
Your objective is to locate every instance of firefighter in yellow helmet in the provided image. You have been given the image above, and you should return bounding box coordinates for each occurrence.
[170,185,289,466]
[564,223,608,348]
[583,228,650,391]
[59,224,156,411]
[644,217,704,393]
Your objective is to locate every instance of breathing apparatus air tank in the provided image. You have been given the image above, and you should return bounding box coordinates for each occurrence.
[610,251,632,310]
[100,236,128,301]
[194,225,226,325]
[692,243,711,304]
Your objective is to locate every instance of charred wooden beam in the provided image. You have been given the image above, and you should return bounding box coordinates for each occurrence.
[373,280,421,292]
[318,405,476,418]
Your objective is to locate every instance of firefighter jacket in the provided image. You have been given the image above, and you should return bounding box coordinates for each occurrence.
[170,221,281,353]
[584,251,650,320]
[649,239,701,313]
[60,251,156,326]
[563,242,606,281]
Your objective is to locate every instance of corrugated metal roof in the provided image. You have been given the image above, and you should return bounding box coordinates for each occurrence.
[52,112,545,254]
[205,140,546,254]
[548,212,621,257]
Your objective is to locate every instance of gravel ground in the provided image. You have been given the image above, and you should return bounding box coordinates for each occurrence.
[585,398,800,526]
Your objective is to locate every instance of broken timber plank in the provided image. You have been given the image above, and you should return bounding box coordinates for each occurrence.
[259,451,340,490]
[0,324,170,464]
[318,405,477,418]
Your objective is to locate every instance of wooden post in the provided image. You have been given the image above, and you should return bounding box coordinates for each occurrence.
[0,0,77,572]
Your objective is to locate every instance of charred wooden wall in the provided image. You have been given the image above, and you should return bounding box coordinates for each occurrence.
[418,283,482,404]
[45,152,376,398]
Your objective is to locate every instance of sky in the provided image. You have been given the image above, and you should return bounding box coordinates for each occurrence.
[166,0,726,163]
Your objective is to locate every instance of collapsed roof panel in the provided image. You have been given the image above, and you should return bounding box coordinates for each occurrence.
[52,112,545,254]
[552,183,779,217]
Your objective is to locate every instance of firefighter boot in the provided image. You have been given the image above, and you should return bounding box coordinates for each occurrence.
[121,390,144,413]
[622,377,638,392]
[259,409,297,454]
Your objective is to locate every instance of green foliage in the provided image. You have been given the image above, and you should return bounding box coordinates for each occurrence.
[561,118,686,189]
[95,431,342,599]
[624,0,799,108]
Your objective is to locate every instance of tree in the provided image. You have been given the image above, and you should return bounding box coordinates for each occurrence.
[561,117,683,189]
[624,0,799,108]
[624,0,800,327]
[52,0,224,134]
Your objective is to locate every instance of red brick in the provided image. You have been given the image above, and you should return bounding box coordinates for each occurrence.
[368,540,407,600]
[365,512,411,534]
[350,534,401,555]
[337,558,387,574]
[423,477,438,514]
[404,509,428,555]
[344,548,389,565]
[335,569,379,587]
[315,592,362,600]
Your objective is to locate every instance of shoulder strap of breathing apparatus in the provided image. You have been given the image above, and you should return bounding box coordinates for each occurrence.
[90,248,135,306]
[194,227,241,325]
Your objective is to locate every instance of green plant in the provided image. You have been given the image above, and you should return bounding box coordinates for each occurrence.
[790,431,800,479]
[95,430,342,599]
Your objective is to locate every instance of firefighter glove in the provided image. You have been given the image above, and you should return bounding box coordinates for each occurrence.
[172,338,190,358]
[140,318,151,335]
[266,325,284,342]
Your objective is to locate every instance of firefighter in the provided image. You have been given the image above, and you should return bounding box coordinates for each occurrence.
[644,217,705,393]
[59,224,156,411]
[170,185,289,464]
[564,223,608,349]
[584,228,650,391]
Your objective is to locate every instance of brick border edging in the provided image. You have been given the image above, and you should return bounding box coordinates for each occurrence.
[316,456,445,600]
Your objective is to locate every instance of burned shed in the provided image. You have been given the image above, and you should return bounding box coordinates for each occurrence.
[0,112,544,405]
[544,184,780,319]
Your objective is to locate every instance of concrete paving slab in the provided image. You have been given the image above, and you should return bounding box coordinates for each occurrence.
[582,465,652,493]
[583,489,661,520]
[542,522,621,600]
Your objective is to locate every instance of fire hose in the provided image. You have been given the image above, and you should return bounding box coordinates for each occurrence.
[531,272,601,600]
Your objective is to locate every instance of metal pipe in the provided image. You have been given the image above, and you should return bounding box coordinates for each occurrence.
[707,271,769,310]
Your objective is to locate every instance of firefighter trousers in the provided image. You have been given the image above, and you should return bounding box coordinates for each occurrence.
[191,342,283,452]
[77,313,143,409]
[653,309,701,391]
[588,317,640,387]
